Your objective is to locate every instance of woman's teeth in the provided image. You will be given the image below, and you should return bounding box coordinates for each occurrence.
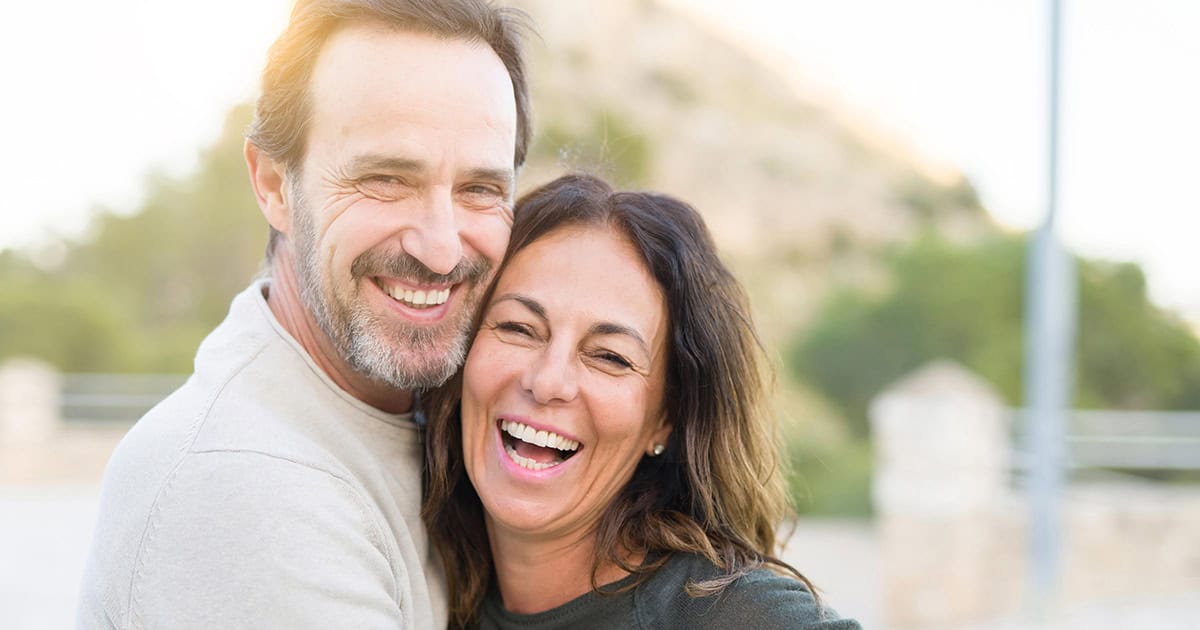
[500,420,581,471]
[501,420,580,451]
[504,444,558,471]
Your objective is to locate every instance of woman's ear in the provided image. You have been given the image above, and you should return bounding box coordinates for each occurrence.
[245,140,292,234]
[647,412,673,456]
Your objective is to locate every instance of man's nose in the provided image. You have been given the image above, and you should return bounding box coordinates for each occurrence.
[399,189,463,276]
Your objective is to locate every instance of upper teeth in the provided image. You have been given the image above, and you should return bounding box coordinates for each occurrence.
[501,420,580,452]
[382,285,450,307]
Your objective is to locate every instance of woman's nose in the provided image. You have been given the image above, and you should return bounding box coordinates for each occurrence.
[520,346,579,405]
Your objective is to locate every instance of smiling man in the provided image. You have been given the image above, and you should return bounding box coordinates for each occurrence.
[77,1,532,628]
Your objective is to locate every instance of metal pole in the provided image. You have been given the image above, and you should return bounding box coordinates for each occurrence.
[1022,0,1076,619]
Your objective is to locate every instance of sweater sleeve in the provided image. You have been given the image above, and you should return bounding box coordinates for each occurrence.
[692,570,863,630]
[634,555,863,630]
[121,450,406,630]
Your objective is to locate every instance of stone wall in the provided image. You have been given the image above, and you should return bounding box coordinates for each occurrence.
[0,358,126,485]
[870,361,1024,627]
[871,360,1200,628]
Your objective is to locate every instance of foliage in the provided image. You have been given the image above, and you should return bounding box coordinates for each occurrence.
[0,273,141,371]
[1076,261,1200,409]
[896,173,987,221]
[787,438,873,516]
[531,109,653,187]
[0,105,266,372]
[790,234,1200,438]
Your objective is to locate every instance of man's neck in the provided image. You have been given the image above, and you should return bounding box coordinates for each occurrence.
[487,521,634,615]
[265,245,414,414]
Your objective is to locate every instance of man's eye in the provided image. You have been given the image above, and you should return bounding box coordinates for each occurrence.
[356,176,407,200]
[460,184,504,205]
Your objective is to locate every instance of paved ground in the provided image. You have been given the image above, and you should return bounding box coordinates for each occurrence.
[3,487,1197,629]
[779,518,1200,630]
[780,518,885,628]
[1,485,100,630]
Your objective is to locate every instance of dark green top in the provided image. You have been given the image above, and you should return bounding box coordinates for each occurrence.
[478,553,862,629]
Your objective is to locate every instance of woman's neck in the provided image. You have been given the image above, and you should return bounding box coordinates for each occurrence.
[488,524,634,615]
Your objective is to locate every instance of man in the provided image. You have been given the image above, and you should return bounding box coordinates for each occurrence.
[77,1,532,627]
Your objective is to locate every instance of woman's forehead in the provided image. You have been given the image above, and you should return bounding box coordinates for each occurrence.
[495,226,668,342]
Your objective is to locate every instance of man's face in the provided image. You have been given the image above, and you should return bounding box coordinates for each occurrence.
[287,25,517,390]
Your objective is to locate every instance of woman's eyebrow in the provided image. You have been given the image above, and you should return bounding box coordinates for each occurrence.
[588,322,648,354]
[490,293,547,322]
[491,293,650,353]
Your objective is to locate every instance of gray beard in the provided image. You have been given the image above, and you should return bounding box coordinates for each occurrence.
[289,183,490,391]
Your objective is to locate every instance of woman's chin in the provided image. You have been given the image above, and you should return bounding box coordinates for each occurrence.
[482,494,566,539]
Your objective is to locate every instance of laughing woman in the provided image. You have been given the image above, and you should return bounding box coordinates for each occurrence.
[424,174,860,629]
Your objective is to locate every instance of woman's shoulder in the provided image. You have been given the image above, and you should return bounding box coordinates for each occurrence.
[633,552,861,630]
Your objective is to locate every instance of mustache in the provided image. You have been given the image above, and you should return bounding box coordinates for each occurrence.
[351,250,491,286]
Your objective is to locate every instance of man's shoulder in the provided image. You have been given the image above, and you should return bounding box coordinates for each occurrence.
[95,449,405,629]
[79,282,431,628]
[111,281,372,478]
[103,330,333,489]
[98,276,420,549]
[142,448,391,547]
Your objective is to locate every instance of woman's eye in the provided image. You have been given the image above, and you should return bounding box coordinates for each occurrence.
[594,351,633,369]
[495,321,535,337]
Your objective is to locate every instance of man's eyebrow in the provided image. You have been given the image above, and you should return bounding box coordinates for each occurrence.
[345,154,425,174]
[491,293,547,321]
[343,157,512,185]
[589,322,648,354]
[464,166,515,184]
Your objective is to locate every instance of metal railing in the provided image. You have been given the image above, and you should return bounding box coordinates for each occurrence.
[1011,408,1200,471]
[60,373,190,424]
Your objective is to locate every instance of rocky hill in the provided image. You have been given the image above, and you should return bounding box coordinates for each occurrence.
[511,0,995,341]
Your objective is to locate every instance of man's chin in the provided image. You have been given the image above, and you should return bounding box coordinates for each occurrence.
[347,336,464,391]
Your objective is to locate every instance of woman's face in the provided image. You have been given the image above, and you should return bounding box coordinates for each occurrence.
[461,224,672,543]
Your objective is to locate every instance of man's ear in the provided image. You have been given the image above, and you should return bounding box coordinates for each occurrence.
[245,140,291,234]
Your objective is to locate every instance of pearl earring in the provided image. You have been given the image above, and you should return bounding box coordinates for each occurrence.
[652,444,665,456]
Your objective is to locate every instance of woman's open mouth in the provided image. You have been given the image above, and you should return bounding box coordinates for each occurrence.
[498,419,581,471]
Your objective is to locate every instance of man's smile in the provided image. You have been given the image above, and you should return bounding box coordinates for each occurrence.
[373,277,452,309]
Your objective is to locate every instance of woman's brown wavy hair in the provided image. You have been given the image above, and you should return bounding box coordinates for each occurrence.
[422,173,812,628]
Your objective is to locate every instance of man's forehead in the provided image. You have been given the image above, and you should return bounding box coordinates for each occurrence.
[304,23,518,166]
[308,24,515,120]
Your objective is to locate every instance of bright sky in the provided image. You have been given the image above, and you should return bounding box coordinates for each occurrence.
[1,0,1197,322]
[669,0,1200,323]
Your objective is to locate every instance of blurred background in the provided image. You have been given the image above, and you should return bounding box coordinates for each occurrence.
[1,0,1198,628]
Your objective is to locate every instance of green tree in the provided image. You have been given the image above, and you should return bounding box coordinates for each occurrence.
[531,108,653,187]
[790,234,1200,438]
[0,105,267,372]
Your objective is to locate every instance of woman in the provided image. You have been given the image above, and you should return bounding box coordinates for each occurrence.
[424,174,859,629]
